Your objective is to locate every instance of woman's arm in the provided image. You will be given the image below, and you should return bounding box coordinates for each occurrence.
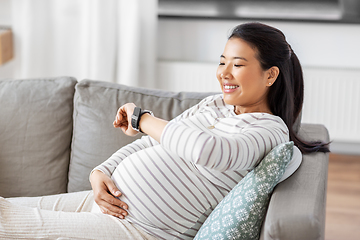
[113,103,167,143]
[113,95,216,142]
[160,116,289,172]
[138,113,168,142]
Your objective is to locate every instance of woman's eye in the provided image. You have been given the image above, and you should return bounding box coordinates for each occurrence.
[234,64,243,67]
[219,62,225,66]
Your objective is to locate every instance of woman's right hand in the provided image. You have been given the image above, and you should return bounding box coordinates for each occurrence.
[90,170,128,219]
[113,103,139,137]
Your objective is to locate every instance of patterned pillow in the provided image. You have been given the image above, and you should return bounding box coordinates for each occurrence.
[194,141,294,240]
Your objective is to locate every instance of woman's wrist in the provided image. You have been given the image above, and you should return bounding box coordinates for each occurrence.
[138,113,168,143]
[138,112,153,133]
[90,169,104,181]
[138,112,152,132]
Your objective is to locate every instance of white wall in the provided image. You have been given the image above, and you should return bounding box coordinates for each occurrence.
[0,0,11,25]
[157,18,360,69]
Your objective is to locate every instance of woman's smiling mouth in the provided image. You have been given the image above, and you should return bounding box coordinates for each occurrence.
[223,84,239,93]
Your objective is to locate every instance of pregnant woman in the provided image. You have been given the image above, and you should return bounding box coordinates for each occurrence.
[0,22,328,240]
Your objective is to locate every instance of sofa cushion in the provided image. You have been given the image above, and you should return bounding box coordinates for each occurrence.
[194,142,294,240]
[0,77,77,197]
[68,79,216,192]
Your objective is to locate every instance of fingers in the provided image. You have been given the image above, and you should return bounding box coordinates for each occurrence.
[99,206,127,219]
[104,177,122,198]
[98,194,128,219]
[104,191,128,211]
[94,187,129,218]
[113,109,127,128]
[90,170,129,219]
[113,103,139,136]
[102,177,129,215]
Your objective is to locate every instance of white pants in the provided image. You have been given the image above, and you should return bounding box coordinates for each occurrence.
[0,190,158,240]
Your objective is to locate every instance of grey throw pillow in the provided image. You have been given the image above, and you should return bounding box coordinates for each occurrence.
[0,77,77,197]
[194,142,294,240]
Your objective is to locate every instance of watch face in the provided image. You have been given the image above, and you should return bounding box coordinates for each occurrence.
[131,115,138,128]
[131,107,142,131]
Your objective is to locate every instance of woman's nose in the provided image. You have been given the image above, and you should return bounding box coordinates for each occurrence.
[220,70,231,79]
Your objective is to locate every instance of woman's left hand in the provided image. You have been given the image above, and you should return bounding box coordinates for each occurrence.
[113,103,139,136]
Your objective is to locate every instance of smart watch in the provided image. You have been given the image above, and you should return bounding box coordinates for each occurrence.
[131,107,153,132]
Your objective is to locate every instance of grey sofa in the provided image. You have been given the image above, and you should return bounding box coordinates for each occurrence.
[0,76,329,240]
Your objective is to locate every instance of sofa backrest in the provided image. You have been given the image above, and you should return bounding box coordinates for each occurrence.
[68,79,217,192]
[0,77,77,197]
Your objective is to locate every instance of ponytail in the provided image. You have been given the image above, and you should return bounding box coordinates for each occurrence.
[289,51,330,153]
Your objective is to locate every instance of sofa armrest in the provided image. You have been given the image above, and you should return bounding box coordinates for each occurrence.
[260,123,330,240]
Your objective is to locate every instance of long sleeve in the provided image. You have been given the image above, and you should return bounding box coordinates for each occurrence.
[160,113,289,172]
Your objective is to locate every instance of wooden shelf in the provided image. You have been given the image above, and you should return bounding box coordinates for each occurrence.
[0,27,14,65]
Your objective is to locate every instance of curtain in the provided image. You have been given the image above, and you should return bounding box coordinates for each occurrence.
[11,0,158,88]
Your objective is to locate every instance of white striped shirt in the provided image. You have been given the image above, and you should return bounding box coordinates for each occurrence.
[93,94,289,239]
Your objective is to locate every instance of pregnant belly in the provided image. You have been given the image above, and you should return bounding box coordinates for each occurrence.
[110,145,213,234]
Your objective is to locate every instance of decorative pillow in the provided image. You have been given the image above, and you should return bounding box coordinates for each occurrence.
[0,77,77,197]
[194,142,294,240]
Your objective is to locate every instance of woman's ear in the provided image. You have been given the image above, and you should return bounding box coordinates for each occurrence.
[267,66,279,86]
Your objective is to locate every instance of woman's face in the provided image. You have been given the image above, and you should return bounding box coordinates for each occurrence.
[216,37,276,114]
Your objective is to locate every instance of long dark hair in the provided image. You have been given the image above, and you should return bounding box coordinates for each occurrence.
[229,22,329,153]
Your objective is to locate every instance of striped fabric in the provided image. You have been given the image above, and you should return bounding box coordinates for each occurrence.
[93,94,289,239]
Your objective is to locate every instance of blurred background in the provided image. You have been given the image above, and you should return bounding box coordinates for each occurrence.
[0,0,359,239]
